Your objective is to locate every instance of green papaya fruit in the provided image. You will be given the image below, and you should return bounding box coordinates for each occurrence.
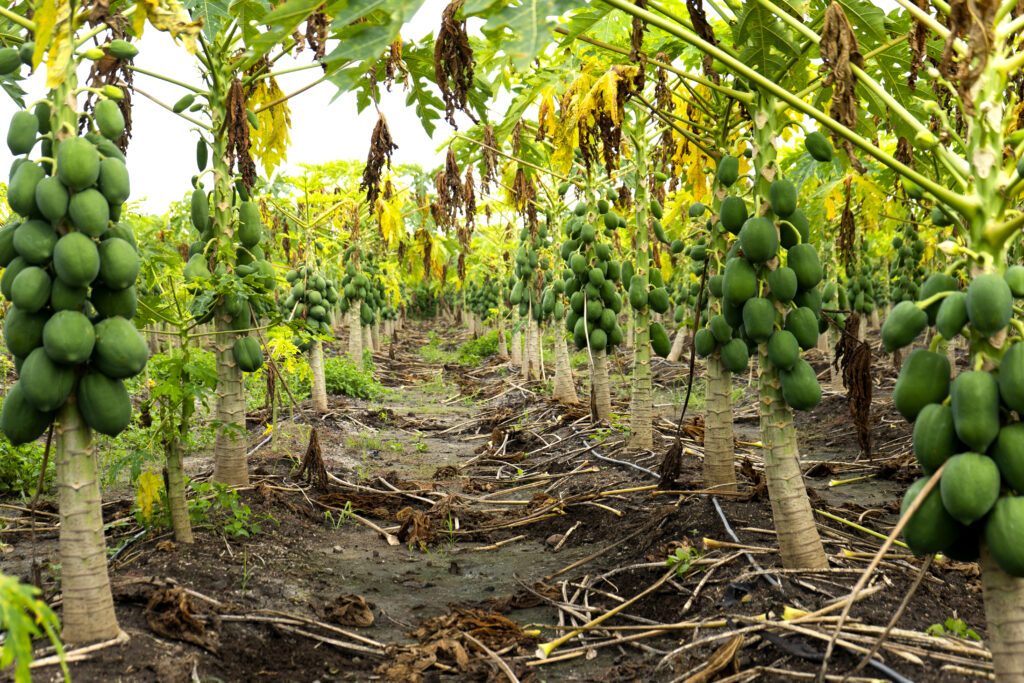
[893,350,950,422]
[804,131,833,162]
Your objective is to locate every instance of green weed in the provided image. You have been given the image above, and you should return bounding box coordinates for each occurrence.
[927,618,981,641]
[324,356,384,399]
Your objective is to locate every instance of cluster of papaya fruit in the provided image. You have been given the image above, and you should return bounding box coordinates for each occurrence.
[887,224,927,305]
[283,264,338,336]
[842,261,882,317]
[0,97,148,443]
[465,277,502,323]
[886,267,1024,573]
[694,162,824,411]
[183,190,275,373]
[338,253,393,326]
[554,191,632,355]
[509,222,553,321]
[185,194,273,290]
[669,275,709,329]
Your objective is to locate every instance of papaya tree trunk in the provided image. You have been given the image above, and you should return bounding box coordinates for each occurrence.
[625,306,634,349]
[704,354,737,492]
[497,317,510,360]
[666,326,687,363]
[372,321,381,350]
[628,320,653,449]
[592,348,611,421]
[510,328,522,366]
[349,305,363,362]
[536,319,544,382]
[553,318,578,404]
[982,533,1024,677]
[629,135,653,451]
[758,349,828,569]
[213,313,248,487]
[310,338,327,412]
[521,314,531,380]
[166,435,193,544]
[56,401,120,642]
[362,324,373,354]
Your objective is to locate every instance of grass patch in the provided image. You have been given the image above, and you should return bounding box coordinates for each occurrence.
[456,330,500,365]
[324,355,385,399]
[420,330,502,366]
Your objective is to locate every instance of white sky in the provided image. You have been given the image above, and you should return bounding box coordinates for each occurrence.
[0,0,483,214]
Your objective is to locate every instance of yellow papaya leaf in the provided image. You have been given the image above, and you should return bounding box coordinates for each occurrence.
[686,155,709,204]
[536,87,557,141]
[659,251,672,282]
[31,0,61,72]
[824,189,838,221]
[31,0,73,89]
[579,65,638,128]
[376,190,404,248]
[135,470,162,522]
[249,77,292,176]
[134,0,203,54]
[1007,100,1024,137]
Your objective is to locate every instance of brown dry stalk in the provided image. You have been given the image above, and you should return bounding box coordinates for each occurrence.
[510,119,523,156]
[226,79,257,189]
[360,112,398,205]
[839,177,856,274]
[435,0,476,128]
[626,0,643,65]
[834,312,872,460]
[941,0,999,112]
[481,124,498,192]
[384,39,408,91]
[907,0,929,92]
[434,146,464,232]
[686,0,719,83]
[820,2,865,173]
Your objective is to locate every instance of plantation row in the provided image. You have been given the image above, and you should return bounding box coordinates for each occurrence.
[2,0,1024,679]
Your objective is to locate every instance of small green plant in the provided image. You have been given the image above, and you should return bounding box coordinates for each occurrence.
[324,502,356,529]
[666,546,703,578]
[412,433,428,453]
[385,439,404,453]
[0,572,68,683]
[188,482,276,538]
[240,549,253,593]
[419,331,456,364]
[443,512,457,550]
[345,432,382,451]
[926,618,981,642]
[456,330,500,365]
[0,435,52,498]
[324,356,385,400]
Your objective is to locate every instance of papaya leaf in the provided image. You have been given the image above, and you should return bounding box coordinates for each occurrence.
[736,2,799,71]
[468,0,580,69]
[248,77,292,176]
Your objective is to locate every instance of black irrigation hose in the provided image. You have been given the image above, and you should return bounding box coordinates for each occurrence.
[671,254,710,445]
[570,425,661,480]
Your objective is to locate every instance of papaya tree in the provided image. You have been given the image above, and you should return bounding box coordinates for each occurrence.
[599,0,1024,672]
[126,0,429,486]
[0,0,198,643]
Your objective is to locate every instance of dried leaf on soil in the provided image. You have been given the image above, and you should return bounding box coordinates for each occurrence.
[145,586,220,652]
[317,593,375,627]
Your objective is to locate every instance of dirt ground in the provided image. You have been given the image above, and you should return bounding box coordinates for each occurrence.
[1,321,989,682]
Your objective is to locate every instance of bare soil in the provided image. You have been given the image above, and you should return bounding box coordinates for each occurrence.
[2,321,988,682]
